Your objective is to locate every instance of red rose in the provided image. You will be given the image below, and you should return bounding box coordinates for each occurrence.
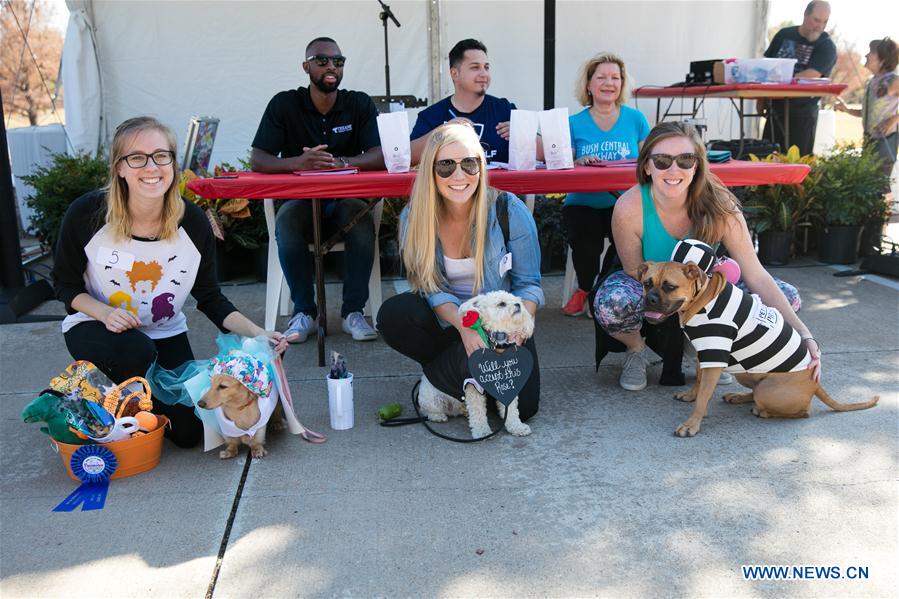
[462,310,480,328]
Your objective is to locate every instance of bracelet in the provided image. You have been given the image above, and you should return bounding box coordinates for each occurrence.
[337,156,349,168]
[801,336,819,348]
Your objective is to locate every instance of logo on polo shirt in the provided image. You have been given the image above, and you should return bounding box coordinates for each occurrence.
[333,124,353,134]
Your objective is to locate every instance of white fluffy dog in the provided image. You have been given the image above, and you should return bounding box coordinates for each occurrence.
[417,290,535,439]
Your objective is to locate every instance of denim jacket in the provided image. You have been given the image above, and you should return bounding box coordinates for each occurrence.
[399,190,544,311]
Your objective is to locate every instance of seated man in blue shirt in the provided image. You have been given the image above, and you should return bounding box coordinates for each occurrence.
[411,39,516,164]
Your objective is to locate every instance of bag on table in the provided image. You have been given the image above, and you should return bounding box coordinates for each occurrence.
[539,107,574,170]
[377,111,411,173]
[507,109,539,171]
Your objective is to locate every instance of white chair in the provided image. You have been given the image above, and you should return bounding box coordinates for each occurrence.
[263,199,383,331]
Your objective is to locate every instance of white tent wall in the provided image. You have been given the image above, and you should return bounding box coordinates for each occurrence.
[555,0,760,139]
[79,0,430,165]
[65,0,763,166]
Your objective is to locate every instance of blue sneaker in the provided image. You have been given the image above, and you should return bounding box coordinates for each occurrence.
[342,311,377,341]
[285,312,315,344]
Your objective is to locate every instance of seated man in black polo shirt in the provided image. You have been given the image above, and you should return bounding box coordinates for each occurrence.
[250,37,384,343]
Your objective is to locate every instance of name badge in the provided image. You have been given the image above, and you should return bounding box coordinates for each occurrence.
[753,305,779,329]
[499,252,513,277]
[95,247,135,271]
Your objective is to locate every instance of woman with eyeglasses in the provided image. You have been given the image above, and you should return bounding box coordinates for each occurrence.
[52,116,287,448]
[376,123,544,420]
[594,121,820,391]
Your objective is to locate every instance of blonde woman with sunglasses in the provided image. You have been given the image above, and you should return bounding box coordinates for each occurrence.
[377,123,544,421]
[594,122,820,392]
[53,116,286,448]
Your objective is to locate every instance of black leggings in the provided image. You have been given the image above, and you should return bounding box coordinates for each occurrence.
[562,205,614,292]
[63,321,203,448]
[376,292,540,421]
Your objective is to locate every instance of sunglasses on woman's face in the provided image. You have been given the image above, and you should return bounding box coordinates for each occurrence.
[649,153,699,170]
[434,156,481,178]
[119,150,175,169]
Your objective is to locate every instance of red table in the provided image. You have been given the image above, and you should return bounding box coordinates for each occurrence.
[189,162,810,199]
[633,83,847,152]
[188,163,810,365]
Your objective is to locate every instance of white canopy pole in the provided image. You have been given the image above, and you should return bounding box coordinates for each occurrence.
[61,0,102,155]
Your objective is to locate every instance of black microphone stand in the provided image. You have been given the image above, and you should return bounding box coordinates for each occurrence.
[377,0,401,99]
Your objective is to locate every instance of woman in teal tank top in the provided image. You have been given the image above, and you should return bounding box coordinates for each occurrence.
[593,122,821,392]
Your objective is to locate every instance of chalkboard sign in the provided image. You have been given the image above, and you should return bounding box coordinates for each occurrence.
[467,346,534,406]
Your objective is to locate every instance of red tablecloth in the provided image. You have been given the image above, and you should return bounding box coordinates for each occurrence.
[633,83,846,98]
[188,162,810,200]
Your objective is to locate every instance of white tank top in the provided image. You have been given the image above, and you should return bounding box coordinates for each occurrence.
[443,256,475,300]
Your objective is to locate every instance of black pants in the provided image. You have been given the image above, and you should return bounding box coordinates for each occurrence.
[63,321,203,448]
[376,293,540,421]
[763,101,819,156]
[562,204,614,292]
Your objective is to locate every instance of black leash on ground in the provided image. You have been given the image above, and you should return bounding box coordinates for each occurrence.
[378,380,507,443]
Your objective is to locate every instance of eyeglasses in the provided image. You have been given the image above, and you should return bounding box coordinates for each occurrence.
[119,151,175,169]
[305,54,346,68]
[649,153,699,170]
[434,157,481,178]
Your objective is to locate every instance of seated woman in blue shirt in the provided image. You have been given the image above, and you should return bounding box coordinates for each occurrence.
[562,52,650,316]
[377,123,544,420]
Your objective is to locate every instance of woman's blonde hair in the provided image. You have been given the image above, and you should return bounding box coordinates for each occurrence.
[575,52,630,107]
[105,116,184,241]
[402,123,493,295]
[636,121,741,244]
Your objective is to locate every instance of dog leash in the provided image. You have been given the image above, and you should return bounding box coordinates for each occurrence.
[272,357,327,444]
[378,380,507,443]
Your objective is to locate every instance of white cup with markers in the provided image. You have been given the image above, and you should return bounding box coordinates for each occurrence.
[327,352,354,430]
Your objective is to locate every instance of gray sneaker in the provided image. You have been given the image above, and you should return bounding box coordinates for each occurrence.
[683,340,734,385]
[682,358,735,385]
[342,311,377,341]
[285,312,315,344]
[620,349,649,391]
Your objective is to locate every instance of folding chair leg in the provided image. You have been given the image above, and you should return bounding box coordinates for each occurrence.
[263,199,283,330]
[561,247,577,308]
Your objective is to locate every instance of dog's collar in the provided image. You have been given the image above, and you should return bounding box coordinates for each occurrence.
[232,396,256,411]
[484,329,514,350]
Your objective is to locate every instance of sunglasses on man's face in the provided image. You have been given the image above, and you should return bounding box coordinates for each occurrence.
[649,153,699,170]
[434,157,481,178]
[305,54,346,68]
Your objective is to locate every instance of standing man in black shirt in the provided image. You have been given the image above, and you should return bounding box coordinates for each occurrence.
[762,0,837,156]
[251,37,383,343]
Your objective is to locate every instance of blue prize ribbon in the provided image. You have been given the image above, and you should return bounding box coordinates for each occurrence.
[53,445,117,512]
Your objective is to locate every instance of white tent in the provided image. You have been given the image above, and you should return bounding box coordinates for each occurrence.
[62,0,766,165]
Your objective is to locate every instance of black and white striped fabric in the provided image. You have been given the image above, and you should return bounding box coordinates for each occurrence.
[684,282,810,374]
[671,238,716,273]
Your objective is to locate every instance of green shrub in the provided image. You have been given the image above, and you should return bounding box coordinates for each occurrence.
[23,151,108,250]
[811,143,892,226]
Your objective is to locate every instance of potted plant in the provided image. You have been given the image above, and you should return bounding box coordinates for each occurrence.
[743,146,818,266]
[23,151,108,252]
[377,197,407,276]
[180,163,267,281]
[811,143,891,264]
[534,194,567,273]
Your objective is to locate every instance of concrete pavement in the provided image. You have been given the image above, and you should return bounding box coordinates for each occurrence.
[1,265,896,598]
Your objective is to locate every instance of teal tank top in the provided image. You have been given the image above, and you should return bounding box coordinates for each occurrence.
[641,184,681,262]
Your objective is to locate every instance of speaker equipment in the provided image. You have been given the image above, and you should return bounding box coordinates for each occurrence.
[686,59,722,85]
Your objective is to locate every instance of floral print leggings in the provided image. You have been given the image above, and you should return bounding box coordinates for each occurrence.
[594,270,802,336]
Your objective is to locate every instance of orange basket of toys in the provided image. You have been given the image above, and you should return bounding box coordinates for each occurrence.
[53,415,169,481]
